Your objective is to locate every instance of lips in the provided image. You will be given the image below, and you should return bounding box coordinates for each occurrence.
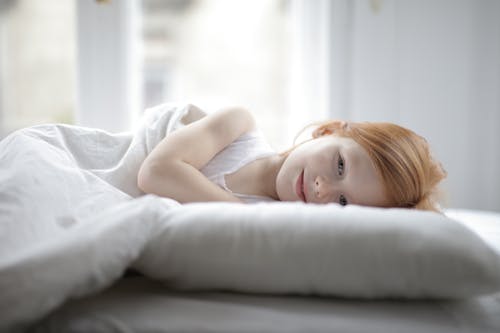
[295,170,306,202]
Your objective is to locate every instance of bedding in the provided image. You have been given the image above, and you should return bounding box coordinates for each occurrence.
[133,201,500,299]
[32,275,500,333]
[1,103,499,332]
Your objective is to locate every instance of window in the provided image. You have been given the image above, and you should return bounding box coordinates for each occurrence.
[0,0,76,138]
[141,0,291,149]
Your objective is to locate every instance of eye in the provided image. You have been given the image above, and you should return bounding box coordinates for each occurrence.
[339,194,348,206]
[337,154,345,176]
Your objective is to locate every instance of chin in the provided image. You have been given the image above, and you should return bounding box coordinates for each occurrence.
[275,171,296,202]
[275,186,294,202]
[275,185,289,202]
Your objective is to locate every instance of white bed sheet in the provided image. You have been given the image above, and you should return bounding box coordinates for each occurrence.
[30,276,500,333]
[30,209,500,333]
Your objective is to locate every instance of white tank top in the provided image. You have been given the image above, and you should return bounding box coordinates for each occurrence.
[200,129,277,203]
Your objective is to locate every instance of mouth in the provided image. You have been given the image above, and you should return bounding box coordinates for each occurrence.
[295,170,306,202]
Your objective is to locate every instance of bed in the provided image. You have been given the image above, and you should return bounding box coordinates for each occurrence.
[25,209,499,333]
[1,104,499,332]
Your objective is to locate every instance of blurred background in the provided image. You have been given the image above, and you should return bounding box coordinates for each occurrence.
[0,0,499,212]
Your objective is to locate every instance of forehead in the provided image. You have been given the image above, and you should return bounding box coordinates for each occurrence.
[304,135,357,152]
[313,135,361,153]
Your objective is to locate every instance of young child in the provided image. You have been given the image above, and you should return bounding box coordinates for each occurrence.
[137,104,446,211]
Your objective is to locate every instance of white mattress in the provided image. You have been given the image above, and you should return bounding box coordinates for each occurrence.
[30,209,500,333]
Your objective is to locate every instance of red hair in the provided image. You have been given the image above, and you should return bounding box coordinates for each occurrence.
[282,120,447,212]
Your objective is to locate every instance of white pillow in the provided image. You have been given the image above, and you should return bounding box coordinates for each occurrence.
[134,201,500,299]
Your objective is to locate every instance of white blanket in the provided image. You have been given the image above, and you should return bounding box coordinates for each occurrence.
[1,104,499,332]
[0,103,187,331]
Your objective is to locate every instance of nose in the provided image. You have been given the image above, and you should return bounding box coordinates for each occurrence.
[314,176,334,202]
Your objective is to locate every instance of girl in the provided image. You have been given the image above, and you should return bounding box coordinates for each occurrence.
[137,104,446,211]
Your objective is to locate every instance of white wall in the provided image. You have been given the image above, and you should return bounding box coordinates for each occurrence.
[297,0,500,211]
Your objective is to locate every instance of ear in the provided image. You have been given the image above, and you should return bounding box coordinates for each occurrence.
[312,120,348,138]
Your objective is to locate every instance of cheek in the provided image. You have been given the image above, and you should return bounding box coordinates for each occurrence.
[283,149,307,169]
[275,174,285,200]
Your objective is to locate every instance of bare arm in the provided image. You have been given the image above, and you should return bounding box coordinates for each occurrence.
[137,105,257,203]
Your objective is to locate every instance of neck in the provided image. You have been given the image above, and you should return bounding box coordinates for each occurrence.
[256,153,286,200]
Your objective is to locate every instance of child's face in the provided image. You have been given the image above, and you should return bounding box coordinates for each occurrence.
[276,135,390,207]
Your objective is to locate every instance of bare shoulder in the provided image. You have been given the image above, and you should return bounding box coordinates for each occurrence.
[192,106,257,156]
[208,106,257,132]
[143,105,257,171]
[180,104,256,131]
[180,104,207,125]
